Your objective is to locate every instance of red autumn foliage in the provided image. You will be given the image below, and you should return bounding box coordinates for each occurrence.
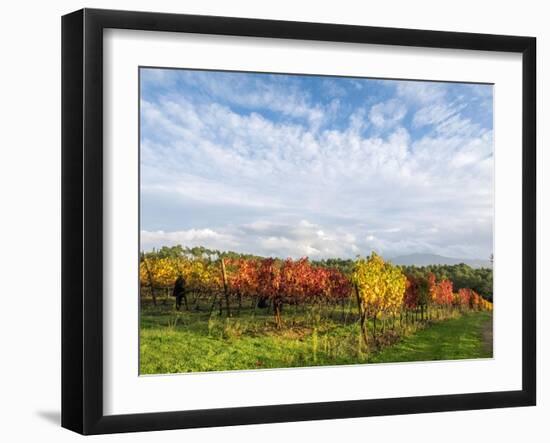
[434,279,454,306]
[227,257,351,326]
[404,275,420,308]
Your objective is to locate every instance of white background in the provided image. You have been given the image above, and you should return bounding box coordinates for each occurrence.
[0,0,547,441]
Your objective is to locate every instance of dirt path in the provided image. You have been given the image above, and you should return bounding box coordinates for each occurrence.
[481,313,493,356]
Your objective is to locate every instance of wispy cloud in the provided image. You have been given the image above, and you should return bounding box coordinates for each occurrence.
[140,69,494,260]
[396,81,447,104]
[368,99,407,129]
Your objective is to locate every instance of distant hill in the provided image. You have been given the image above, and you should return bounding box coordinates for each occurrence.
[390,253,492,269]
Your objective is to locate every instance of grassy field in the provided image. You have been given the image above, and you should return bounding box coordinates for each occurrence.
[369,310,493,363]
[139,302,492,374]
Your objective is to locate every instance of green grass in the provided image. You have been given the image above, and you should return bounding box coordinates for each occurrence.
[139,303,492,374]
[370,310,493,363]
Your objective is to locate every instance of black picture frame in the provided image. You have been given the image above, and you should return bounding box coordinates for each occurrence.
[61,8,536,435]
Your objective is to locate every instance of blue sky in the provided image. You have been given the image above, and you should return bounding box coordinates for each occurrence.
[140,68,493,260]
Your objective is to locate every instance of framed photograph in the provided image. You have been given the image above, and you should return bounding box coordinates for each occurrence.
[61,8,536,435]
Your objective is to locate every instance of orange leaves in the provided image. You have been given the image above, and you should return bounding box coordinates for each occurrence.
[434,279,454,306]
[140,254,351,305]
[139,252,491,315]
[227,258,260,297]
[252,257,350,305]
[406,274,490,310]
[455,287,490,310]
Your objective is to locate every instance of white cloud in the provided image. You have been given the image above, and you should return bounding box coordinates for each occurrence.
[141,228,238,251]
[413,102,466,128]
[142,220,364,259]
[140,75,493,260]
[396,81,447,104]
[175,71,328,127]
[435,114,480,137]
[368,99,407,129]
[141,209,493,260]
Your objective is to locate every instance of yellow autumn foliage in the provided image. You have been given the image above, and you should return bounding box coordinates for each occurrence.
[351,252,406,317]
[140,256,222,293]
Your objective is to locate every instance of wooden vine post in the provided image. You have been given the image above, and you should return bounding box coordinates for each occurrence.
[220,258,231,317]
[142,254,157,306]
[354,283,368,347]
